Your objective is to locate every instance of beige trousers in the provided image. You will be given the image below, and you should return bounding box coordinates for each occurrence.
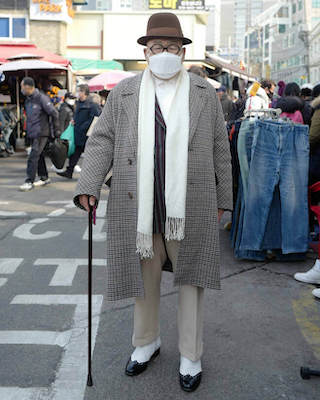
[132,233,204,361]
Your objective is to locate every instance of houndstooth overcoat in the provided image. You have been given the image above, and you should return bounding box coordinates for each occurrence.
[74,72,233,301]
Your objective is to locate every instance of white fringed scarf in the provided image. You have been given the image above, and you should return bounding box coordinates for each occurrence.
[136,67,190,259]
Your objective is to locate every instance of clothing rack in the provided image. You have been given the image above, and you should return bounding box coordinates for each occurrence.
[243,108,282,119]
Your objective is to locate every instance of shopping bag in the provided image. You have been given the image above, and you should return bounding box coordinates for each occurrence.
[86,116,99,137]
[60,124,75,157]
[46,138,68,169]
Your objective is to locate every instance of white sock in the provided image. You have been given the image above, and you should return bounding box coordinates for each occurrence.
[180,355,202,376]
[131,336,161,363]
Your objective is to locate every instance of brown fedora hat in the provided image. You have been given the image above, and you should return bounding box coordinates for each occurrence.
[137,12,192,46]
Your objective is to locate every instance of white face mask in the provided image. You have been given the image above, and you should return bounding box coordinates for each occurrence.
[148,52,183,80]
[66,99,75,106]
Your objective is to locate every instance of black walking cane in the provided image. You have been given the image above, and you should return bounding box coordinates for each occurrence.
[87,204,95,386]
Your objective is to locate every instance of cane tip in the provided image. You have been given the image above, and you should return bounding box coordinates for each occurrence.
[87,374,93,386]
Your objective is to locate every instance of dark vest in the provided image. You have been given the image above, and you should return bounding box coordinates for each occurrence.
[153,97,166,234]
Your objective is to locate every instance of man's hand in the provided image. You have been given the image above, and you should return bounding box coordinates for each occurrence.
[218,209,224,223]
[79,195,96,212]
[70,119,75,126]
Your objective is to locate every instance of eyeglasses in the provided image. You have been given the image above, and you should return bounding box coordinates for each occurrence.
[148,43,182,55]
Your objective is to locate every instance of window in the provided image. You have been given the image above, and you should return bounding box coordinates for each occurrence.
[299,0,303,10]
[293,3,296,13]
[12,18,25,38]
[279,24,286,33]
[312,0,320,7]
[265,24,270,39]
[290,33,295,46]
[0,17,9,37]
[0,15,26,39]
[120,0,132,7]
[264,42,269,57]
[278,6,289,17]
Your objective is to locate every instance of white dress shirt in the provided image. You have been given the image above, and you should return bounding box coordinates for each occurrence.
[152,73,179,124]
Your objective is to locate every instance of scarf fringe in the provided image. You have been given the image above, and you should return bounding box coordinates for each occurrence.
[165,217,185,241]
[136,232,154,259]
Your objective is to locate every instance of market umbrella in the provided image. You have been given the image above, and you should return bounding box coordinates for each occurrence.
[0,59,67,73]
[207,77,221,89]
[0,59,67,138]
[88,70,135,91]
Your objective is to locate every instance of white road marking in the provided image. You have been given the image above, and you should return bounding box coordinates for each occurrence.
[34,258,107,286]
[10,294,103,400]
[0,202,9,204]
[47,209,66,217]
[0,387,48,400]
[0,278,7,287]
[46,200,75,208]
[96,200,107,218]
[0,211,27,217]
[13,218,61,240]
[82,219,106,242]
[0,258,23,273]
[0,331,72,347]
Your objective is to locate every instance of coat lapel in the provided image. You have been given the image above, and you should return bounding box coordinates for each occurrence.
[188,74,208,145]
[121,73,143,152]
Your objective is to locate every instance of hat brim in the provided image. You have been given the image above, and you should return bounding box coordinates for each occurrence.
[137,35,192,46]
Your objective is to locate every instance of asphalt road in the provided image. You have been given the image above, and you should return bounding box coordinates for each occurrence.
[1,151,320,400]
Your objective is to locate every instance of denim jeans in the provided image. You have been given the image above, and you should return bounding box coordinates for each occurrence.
[26,136,48,183]
[240,120,309,254]
[232,120,266,261]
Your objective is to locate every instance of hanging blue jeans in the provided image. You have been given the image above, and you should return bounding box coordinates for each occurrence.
[233,119,266,260]
[240,120,309,254]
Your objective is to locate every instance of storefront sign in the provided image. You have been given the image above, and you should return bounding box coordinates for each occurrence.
[149,0,205,10]
[30,0,74,24]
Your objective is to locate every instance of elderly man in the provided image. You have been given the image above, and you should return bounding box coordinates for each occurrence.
[74,13,232,392]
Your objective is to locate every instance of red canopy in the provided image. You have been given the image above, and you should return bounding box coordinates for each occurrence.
[0,42,69,67]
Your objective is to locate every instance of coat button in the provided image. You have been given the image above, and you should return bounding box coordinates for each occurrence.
[128,158,132,165]
[128,192,133,199]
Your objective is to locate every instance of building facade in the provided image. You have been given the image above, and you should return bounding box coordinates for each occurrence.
[0,0,74,56]
[250,0,320,85]
[309,21,320,85]
[244,2,290,79]
[234,0,264,60]
[66,9,209,67]
[270,0,320,85]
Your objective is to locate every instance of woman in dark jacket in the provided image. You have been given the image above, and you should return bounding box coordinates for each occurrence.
[276,82,312,125]
[59,92,75,133]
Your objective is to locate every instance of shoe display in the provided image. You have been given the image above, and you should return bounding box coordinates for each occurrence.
[125,347,160,376]
[294,260,320,284]
[179,372,202,392]
[33,178,51,187]
[19,182,33,191]
[57,171,72,179]
[312,288,320,299]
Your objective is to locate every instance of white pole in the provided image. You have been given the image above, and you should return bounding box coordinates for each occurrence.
[16,77,20,138]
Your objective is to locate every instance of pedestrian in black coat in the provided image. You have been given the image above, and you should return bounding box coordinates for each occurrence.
[57,84,101,179]
[20,77,60,191]
[59,92,76,133]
